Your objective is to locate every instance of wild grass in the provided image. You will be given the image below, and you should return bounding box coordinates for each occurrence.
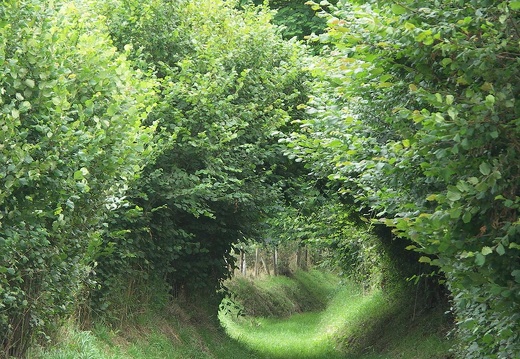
[29,302,263,359]
[220,270,454,359]
[30,270,454,359]
[219,280,363,359]
[223,270,339,318]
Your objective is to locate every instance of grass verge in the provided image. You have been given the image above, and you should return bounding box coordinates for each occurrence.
[28,298,264,359]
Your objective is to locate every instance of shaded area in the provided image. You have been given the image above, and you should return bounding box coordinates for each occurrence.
[30,296,267,359]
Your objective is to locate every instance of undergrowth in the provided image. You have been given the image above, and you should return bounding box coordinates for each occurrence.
[29,297,263,359]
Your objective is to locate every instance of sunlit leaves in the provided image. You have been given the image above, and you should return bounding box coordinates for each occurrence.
[0,1,155,354]
[281,0,520,357]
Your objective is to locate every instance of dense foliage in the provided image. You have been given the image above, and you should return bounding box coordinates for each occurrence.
[3,0,518,357]
[88,0,310,315]
[283,0,520,357]
[240,0,330,40]
[0,1,155,356]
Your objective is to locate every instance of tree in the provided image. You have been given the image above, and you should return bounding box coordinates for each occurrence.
[0,1,155,356]
[240,0,331,41]
[90,0,310,313]
[284,1,520,357]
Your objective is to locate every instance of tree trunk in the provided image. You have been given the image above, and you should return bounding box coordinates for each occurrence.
[261,256,270,276]
[240,249,246,276]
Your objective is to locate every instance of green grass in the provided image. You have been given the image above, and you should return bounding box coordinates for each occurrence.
[29,303,264,359]
[219,281,365,359]
[220,270,454,359]
[30,270,454,359]
[223,270,339,318]
[220,306,341,359]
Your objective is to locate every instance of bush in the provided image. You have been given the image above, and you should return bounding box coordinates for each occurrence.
[89,0,310,316]
[0,1,155,356]
[285,1,520,357]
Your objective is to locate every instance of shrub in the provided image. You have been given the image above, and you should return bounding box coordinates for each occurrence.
[285,1,520,357]
[0,1,155,356]
[90,0,310,314]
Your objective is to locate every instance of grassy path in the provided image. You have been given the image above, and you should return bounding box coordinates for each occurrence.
[32,270,453,359]
[219,282,376,359]
[223,311,338,358]
[219,272,453,359]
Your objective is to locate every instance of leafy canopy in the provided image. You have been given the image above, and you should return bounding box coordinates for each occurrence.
[0,0,155,355]
[283,0,520,357]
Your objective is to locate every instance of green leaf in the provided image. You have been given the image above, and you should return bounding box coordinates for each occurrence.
[485,94,495,106]
[11,108,20,119]
[24,78,35,88]
[481,246,492,256]
[447,190,461,201]
[391,4,407,15]
[475,253,486,266]
[510,1,520,10]
[74,167,89,180]
[20,101,31,111]
[418,256,431,263]
[496,244,505,256]
[106,103,119,116]
[380,74,392,82]
[426,194,437,201]
[479,162,491,176]
[447,108,457,119]
[468,177,479,185]
[327,139,343,148]
[441,58,452,67]
[74,170,84,180]
[449,207,461,219]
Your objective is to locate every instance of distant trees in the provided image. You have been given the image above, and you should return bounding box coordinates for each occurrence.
[239,0,330,40]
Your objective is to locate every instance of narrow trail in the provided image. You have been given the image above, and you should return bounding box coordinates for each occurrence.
[220,311,342,359]
[218,270,453,359]
[219,281,381,359]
